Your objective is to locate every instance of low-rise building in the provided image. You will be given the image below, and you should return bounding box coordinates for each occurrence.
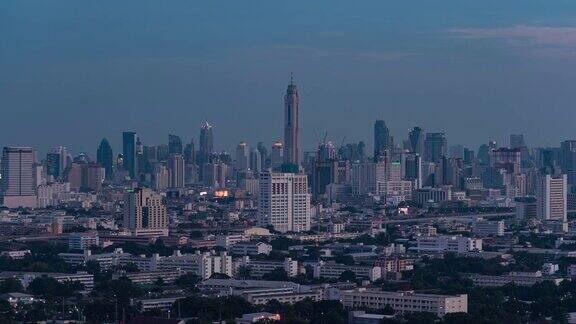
[341,289,467,318]
[313,261,382,281]
[230,242,272,256]
[413,235,482,254]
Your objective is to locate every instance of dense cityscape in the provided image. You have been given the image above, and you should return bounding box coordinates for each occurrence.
[1,77,576,324]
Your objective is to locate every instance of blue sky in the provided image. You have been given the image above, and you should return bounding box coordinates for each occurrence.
[2,0,576,156]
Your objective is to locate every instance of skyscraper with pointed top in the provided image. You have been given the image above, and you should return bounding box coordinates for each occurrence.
[284,75,300,166]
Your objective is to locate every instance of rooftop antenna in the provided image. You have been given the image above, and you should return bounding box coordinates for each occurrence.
[290,72,294,85]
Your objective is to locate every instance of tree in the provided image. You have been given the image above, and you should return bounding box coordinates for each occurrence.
[339,270,356,282]
[0,277,23,293]
[334,255,355,265]
[0,299,14,321]
[175,273,201,290]
[237,266,251,279]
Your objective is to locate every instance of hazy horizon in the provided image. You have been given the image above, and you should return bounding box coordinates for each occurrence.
[3,0,576,157]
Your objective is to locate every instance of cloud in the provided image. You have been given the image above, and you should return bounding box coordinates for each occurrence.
[449,25,576,48]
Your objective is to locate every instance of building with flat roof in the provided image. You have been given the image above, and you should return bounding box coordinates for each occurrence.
[342,289,467,318]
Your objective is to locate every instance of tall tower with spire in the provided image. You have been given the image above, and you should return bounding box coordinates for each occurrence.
[283,75,300,166]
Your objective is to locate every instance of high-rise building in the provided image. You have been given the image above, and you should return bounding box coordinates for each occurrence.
[283,77,300,166]
[97,138,114,180]
[123,187,168,237]
[168,134,183,155]
[536,173,567,231]
[46,152,61,181]
[250,148,262,173]
[351,161,387,196]
[1,146,37,208]
[408,127,425,156]
[168,154,185,189]
[258,171,310,233]
[424,132,447,163]
[235,142,250,172]
[271,141,284,170]
[374,120,391,161]
[67,162,105,192]
[199,121,214,162]
[184,139,196,165]
[122,132,139,179]
[199,121,214,180]
[561,140,576,188]
[152,164,169,191]
[510,134,525,149]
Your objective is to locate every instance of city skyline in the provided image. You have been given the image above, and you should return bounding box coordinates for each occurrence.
[4,1,576,155]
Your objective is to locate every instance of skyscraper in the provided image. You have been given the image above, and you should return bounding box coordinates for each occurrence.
[258,171,310,232]
[168,134,183,155]
[46,146,68,181]
[283,77,300,166]
[408,127,425,156]
[97,138,114,180]
[199,121,214,161]
[536,173,567,232]
[168,154,185,189]
[510,134,525,149]
[374,120,391,161]
[123,187,168,237]
[424,132,447,163]
[184,139,196,165]
[235,141,250,172]
[198,121,214,180]
[271,141,284,171]
[1,146,37,208]
[123,132,138,179]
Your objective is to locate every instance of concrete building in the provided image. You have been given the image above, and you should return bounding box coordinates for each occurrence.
[229,241,272,256]
[68,232,99,250]
[342,289,467,318]
[283,77,300,166]
[123,187,168,237]
[472,220,505,237]
[313,261,382,281]
[536,174,567,231]
[258,171,311,233]
[1,146,37,208]
[168,154,185,189]
[413,235,482,254]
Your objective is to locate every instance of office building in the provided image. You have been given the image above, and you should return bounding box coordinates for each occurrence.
[1,146,37,208]
[536,173,567,231]
[168,154,185,189]
[283,77,300,165]
[424,132,447,163]
[67,162,105,192]
[168,134,183,155]
[271,141,284,170]
[236,142,250,172]
[258,171,311,232]
[123,187,168,237]
[374,120,391,161]
[96,138,114,180]
[408,127,425,155]
[122,132,139,179]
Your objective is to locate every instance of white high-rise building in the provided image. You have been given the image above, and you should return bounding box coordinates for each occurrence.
[1,146,37,208]
[536,173,567,231]
[258,171,310,233]
[123,187,168,237]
